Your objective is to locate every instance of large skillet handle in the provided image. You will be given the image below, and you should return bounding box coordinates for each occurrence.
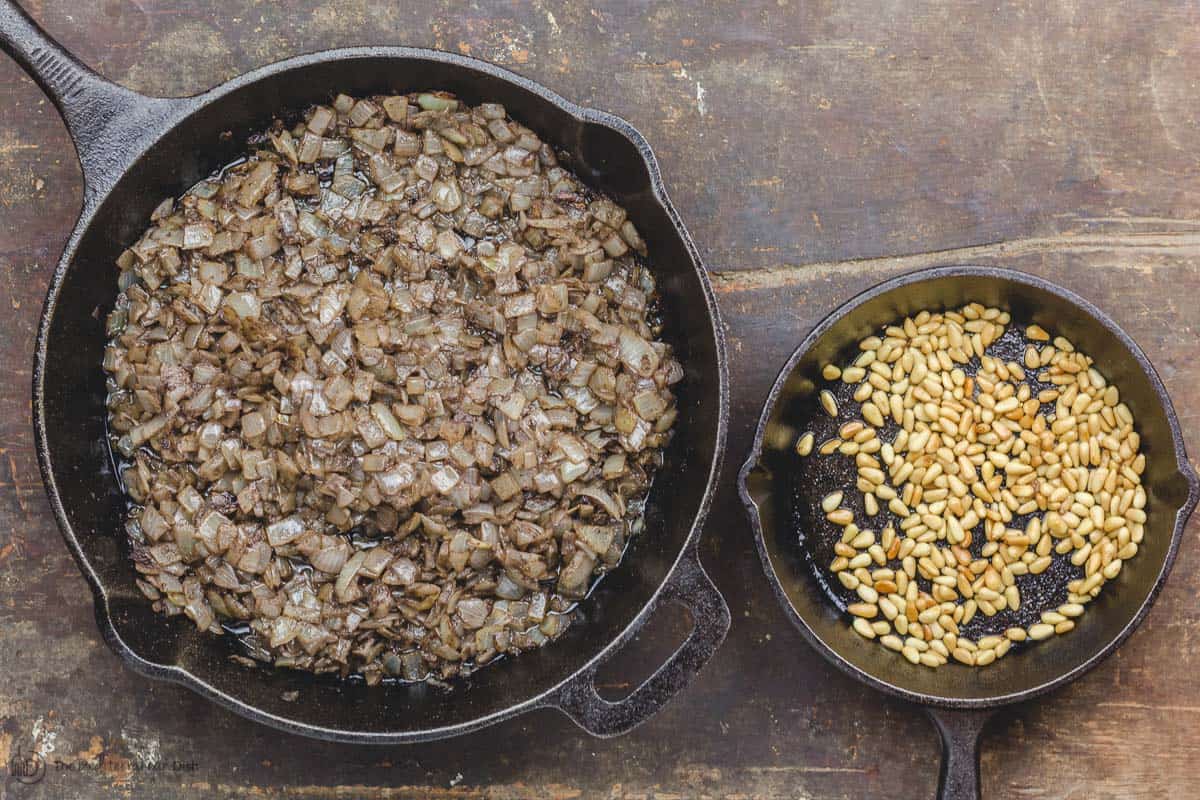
[0,1,180,202]
[927,708,996,800]
[543,545,730,737]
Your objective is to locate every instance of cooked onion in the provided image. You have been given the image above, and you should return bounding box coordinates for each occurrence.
[103,91,682,684]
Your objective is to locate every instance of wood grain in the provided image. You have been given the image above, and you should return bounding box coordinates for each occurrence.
[1,1,1198,798]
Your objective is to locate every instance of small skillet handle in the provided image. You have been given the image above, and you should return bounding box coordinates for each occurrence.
[544,546,730,737]
[0,0,178,200]
[927,707,996,800]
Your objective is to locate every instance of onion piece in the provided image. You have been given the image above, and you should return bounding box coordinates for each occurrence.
[335,550,367,602]
[618,328,661,377]
[225,291,261,319]
[266,516,306,546]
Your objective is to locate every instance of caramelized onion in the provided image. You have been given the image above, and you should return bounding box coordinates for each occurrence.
[104,91,681,684]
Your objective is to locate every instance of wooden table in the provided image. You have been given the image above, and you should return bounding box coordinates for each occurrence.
[2,2,1197,797]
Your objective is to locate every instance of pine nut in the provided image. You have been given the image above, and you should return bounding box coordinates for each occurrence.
[821,491,844,513]
[1028,624,1055,641]
[808,304,1147,671]
[820,390,838,417]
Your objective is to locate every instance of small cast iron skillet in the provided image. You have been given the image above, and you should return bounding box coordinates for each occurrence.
[738,266,1198,799]
[0,1,730,742]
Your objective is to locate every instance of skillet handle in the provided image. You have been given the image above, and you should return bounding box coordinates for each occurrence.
[544,545,730,737]
[927,707,996,800]
[0,1,178,200]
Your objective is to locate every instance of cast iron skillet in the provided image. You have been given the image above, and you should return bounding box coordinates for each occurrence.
[0,1,730,743]
[738,266,1198,798]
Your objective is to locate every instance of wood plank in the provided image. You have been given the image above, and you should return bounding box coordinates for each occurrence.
[22,0,1200,270]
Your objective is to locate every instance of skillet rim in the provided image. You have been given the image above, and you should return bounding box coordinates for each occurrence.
[30,45,730,742]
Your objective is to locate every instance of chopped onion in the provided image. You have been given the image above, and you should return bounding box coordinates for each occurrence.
[311,541,350,574]
[266,516,306,546]
[225,291,261,319]
[417,93,458,111]
[618,328,661,377]
[334,550,367,602]
[104,90,682,684]
[495,573,524,600]
[370,403,405,441]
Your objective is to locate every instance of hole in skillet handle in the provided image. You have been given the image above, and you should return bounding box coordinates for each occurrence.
[541,545,729,737]
[595,598,694,702]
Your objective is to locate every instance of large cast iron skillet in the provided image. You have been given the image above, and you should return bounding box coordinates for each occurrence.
[0,1,730,742]
[739,267,1198,798]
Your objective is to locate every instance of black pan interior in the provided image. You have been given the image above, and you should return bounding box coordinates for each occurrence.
[745,269,1191,704]
[40,55,722,735]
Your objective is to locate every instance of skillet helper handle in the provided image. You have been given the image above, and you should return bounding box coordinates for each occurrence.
[927,707,995,800]
[547,546,730,737]
[0,0,173,199]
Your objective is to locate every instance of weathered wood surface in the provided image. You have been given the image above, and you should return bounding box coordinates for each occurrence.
[2,1,1199,798]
